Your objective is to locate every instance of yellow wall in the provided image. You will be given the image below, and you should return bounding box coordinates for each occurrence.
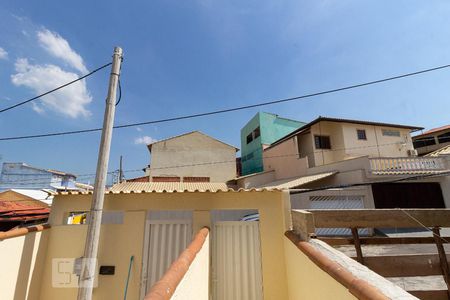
[172,232,209,299]
[39,190,291,300]
[0,230,48,300]
[283,236,358,300]
[263,137,309,179]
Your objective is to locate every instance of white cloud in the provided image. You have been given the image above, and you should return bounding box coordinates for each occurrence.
[0,47,8,60]
[136,127,142,132]
[135,135,157,145]
[37,29,88,74]
[11,58,92,118]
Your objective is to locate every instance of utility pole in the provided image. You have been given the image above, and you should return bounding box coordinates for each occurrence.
[119,155,124,183]
[77,47,123,300]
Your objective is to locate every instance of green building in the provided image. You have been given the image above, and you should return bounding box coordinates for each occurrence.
[240,112,305,175]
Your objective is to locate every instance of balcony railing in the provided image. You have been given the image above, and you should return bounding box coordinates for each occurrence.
[369,157,447,173]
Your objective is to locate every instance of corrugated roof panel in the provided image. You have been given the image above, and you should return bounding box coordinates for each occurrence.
[258,172,336,189]
[56,185,282,195]
[109,182,230,193]
[426,145,450,157]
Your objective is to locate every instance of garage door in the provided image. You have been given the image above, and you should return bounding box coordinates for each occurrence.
[372,182,445,208]
[310,195,366,236]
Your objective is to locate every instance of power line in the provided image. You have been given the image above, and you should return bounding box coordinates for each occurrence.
[0,138,440,184]
[2,63,450,141]
[0,62,112,114]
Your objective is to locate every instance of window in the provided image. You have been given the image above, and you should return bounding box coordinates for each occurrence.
[254,126,260,139]
[413,137,436,148]
[246,133,253,144]
[246,127,260,144]
[314,135,331,149]
[356,129,367,140]
[382,129,400,137]
[437,132,450,144]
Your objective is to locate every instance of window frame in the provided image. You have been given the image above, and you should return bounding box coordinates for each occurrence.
[437,132,450,144]
[314,135,331,150]
[246,133,253,144]
[253,126,260,139]
[413,137,436,148]
[382,129,401,137]
[356,129,367,140]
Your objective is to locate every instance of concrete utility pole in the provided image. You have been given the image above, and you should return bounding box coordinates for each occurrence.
[77,47,123,300]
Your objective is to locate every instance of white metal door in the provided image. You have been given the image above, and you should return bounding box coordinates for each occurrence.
[212,221,263,300]
[310,195,366,236]
[141,220,192,297]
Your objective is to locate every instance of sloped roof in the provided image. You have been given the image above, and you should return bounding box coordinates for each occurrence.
[0,190,50,222]
[0,190,50,208]
[414,124,450,138]
[268,116,423,149]
[3,163,76,178]
[426,145,450,157]
[147,131,239,152]
[57,182,282,195]
[109,181,231,193]
[258,172,336,189]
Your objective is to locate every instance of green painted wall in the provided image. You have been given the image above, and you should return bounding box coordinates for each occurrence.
[240,112,305,175]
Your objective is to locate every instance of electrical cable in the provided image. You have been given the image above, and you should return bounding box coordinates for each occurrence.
[116,78,122,106]
[0,62,112,114]
[0,137,441,185]
[2,63,450,141]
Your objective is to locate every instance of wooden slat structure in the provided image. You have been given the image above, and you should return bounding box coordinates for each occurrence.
[306,209,450,228]
[291,209,450,298]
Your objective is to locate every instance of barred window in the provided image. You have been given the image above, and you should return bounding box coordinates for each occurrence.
[357,129,367,140]
[314,135,331,149]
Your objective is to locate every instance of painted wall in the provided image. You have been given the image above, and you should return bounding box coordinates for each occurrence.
[236,171,276,189]
[240,112,304,175]
[263,136,309,179]
[172,232,209,300]
[283,236,359,300]
[263,121,416,177]
[308,122,414,167]
[0,230,48,300]
[148,132,237,182]
[0,163,76,191]
[38,190,291,300]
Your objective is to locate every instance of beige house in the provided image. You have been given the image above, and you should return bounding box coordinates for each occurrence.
[413,124,450,155]
[145,131,238,183]
[235,117,450,211]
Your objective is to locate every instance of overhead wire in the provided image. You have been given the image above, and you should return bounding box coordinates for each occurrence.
[0,136,442,185]
[2,63,450,141]
[0,62,112,114]
[399,209,450,243]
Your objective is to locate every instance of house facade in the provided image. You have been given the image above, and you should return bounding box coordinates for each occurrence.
[240,112,305,176]
[236,117,450,211]
[145,131,238,183]
[413,124,450,155]
[0,162,77,191]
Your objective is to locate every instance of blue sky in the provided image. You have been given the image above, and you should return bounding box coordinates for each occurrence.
[0,1,450,183]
